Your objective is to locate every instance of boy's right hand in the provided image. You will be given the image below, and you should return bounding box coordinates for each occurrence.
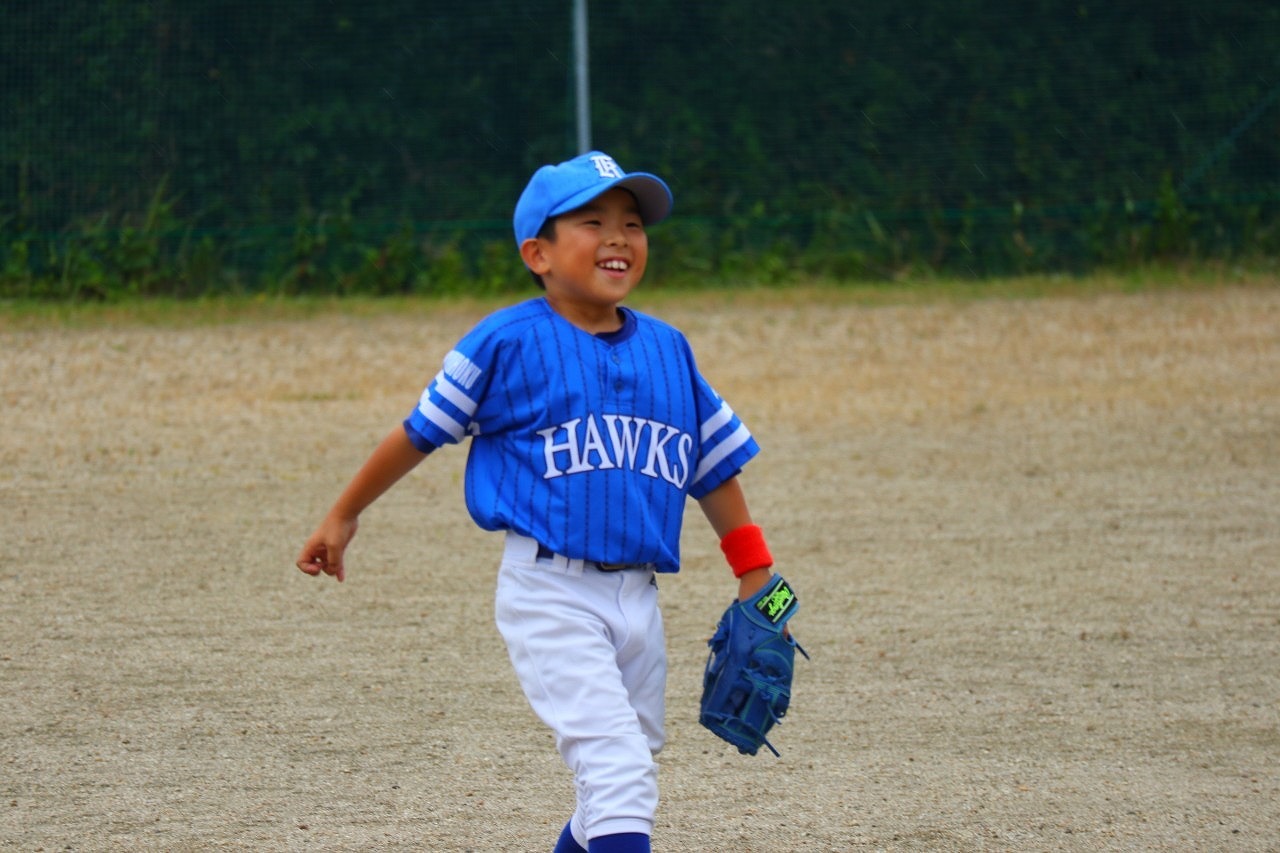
[296,515,359,583]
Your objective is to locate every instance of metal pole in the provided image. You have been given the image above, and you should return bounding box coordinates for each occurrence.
[573,0,591,153]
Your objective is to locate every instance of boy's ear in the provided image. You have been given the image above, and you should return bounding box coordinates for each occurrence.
[519,238,551,275]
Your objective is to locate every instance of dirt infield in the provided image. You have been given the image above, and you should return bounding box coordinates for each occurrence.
[2,283,1278,851]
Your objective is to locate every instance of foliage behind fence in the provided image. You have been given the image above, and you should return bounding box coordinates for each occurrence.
[2,1,1278,299]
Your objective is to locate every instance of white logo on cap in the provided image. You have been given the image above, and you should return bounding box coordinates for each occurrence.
[589,155,624,179]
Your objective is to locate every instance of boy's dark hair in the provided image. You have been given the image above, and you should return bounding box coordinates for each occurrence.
[529,216,557,289]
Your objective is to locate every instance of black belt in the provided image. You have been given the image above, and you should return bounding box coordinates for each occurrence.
[535,543,647,572]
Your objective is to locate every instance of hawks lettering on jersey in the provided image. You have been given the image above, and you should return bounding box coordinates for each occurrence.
[402,297,759,572]
[538,414,694,488]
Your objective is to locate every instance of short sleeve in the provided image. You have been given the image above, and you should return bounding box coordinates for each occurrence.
[687,375,760,499]
[404,343,492,450]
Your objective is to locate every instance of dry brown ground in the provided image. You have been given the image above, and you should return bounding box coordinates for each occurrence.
[2,282,1278,851]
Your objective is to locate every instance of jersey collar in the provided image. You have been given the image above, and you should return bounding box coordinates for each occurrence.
[594,306,638,345]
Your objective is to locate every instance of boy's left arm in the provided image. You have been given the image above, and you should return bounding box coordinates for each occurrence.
[696,477,775,602]
[697,476,807,757]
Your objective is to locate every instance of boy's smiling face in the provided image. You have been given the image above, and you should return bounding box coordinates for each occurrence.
[520,187,649,332]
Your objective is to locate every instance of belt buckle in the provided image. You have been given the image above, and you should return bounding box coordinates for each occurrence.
[536,542,641,572]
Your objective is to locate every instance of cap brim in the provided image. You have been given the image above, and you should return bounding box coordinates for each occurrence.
[548,172,673,226]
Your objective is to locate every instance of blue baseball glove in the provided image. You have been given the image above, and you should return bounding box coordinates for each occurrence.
[699,574,808,757]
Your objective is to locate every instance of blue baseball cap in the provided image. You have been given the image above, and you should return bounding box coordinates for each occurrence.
[513,151,673,247]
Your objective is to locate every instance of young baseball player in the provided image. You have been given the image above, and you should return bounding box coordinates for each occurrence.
[296,151,785,853]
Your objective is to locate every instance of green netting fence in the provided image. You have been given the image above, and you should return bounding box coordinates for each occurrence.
[3,1,1278,299]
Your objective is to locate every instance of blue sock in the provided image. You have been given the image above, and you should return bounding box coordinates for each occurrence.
[588,832,650,853]
[554,820,587,853]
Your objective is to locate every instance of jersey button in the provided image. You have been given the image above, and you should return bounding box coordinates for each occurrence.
[614,380,624,391]
[610,353,621,364]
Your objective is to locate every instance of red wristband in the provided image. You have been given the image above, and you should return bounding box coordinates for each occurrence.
[720,524,774,578]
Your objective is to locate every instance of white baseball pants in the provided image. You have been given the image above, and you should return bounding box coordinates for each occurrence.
[495,532,667,843]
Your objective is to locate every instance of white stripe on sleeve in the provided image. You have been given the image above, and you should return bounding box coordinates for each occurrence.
[432,371,479,417]
[692,423,752,485]
[417,397,468,441]
[414,384,471,440]
[700,402,736,442]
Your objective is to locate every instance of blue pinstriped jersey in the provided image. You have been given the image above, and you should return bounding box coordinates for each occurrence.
[403,297,759,572]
